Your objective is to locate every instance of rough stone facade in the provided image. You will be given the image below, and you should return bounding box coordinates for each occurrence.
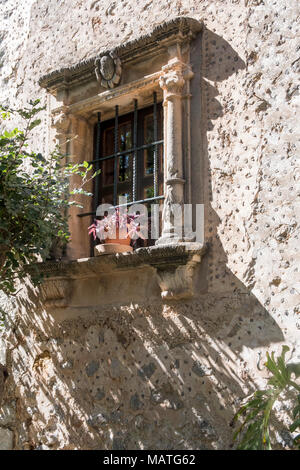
[0,0,299,450]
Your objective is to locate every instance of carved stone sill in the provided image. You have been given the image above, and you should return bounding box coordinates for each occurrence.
[38,243,206,305]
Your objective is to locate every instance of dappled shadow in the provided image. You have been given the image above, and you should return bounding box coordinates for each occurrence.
[5,277,285,450]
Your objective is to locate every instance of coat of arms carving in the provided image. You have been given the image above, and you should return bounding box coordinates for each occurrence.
[94,52,122,89]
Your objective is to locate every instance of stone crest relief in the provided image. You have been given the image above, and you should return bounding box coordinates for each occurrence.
[94,52,122,89]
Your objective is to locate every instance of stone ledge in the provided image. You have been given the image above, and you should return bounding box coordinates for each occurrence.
[36,243,207,303]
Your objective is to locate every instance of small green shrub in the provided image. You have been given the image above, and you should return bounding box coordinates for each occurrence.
[0,99,98,296]
[233,346,300,450]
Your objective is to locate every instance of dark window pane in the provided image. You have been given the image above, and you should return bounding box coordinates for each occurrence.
[119,122,132,182]
[120,122,132,150]
[119,154,131,182]
[103,127,114,155]
[144,114,154,175]
[103,158,114,186]
[144,186,154,199]
[93,103,163,250]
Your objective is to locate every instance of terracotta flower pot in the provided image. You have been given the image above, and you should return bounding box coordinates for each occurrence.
[94,227,133,255]
[106,230,131,247]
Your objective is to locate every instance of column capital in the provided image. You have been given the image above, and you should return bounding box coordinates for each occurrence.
[159,58,193,98]
[51,106,71,133]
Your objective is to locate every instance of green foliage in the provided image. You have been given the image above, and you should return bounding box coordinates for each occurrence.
[0,99,97,296]
[233,346,300,450]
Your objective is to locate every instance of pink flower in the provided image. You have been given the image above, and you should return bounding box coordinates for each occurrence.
[88,208,148,243]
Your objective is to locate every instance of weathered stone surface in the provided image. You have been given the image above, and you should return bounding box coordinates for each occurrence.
[0,428,13,450]
[0,366,5,405]
[87,411,108,428]
[191,361,212,377]
[60,359,73,370]
[112,437,126,451]
[95,389,105,401]
[0,403,16,426]
[85,361,99,377]
[197,419,217,440]
[130,393,143,411]
[138,362,157,381]
[151,383,184,410]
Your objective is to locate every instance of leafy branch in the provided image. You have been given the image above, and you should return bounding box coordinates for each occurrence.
[0,99,98,297]
[233,346,300,450]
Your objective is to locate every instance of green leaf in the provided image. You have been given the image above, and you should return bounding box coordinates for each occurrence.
[0,98,93,300]
[28,119,41,130]
[233,346,299,450]
[290,418,300,433]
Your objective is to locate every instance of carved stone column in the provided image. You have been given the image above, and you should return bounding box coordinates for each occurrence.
[157,58,194,245]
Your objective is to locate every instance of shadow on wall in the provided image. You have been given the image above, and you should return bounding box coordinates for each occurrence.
[4,276,285,450]
[0,28,288,451]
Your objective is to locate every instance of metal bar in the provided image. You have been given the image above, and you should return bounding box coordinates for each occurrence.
[112,194,164,209]
[153,91,158,197]
[132,99,138,202]
[93,112,101,213]
[113,105,118,206]
[88,140,164,164]
[77,195,165,217]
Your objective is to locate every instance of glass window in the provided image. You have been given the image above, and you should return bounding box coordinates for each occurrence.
[92,97,163,249]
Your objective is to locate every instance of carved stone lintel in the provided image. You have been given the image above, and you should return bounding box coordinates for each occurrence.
[155,253,201,300]
[39,18,202,93]
[40,279,71,308]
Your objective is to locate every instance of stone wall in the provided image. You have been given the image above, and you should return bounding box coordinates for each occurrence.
[0,249,290,450]
[0,0,299,450]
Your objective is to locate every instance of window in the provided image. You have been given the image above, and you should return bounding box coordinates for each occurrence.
[85,93,164,250]
[93,94,163,209]
[39,17,202,259]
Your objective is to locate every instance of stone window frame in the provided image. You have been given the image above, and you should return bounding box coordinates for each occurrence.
[38,17,207,302]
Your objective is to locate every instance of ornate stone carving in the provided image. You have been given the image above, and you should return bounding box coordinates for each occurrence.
[35,244,206,307]
[159,70,185,96]
[39,18,202,93]
[95,52,122,89]
[51,106,70,133]
[159,59,193,98]
[157,58,194,244]
[40,279,71,308]
[155,253,202,300]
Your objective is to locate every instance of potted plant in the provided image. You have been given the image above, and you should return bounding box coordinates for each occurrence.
[88,208,146,255]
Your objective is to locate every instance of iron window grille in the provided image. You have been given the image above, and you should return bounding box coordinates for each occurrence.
[77,92,164,249]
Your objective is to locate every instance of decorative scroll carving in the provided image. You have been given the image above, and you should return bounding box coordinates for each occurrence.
[159,59,193,97]
[95,52,122,89]
[40,279,71,308]
[159,69,185,97]
[51,106,71,138]
[155,253,202,300]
